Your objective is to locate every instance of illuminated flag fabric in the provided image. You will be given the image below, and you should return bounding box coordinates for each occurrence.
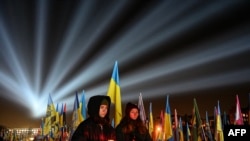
[215,101,224,141]
[163,95,173,141]
[80,90,87,120]
[205,111,213,141]
[60,103,64,127]
[178,117,184,141]
[72,92,83,132]
[60,103,67,127]
[214,106,217,134]
[72,93,78,132]
[186,122,191,141]
[54,103,60,136]
[235,94,243,125]
[59,105,64,141]
[213,106,218,141]
[56,103,59,113]
[111,118,115,128]
[192,99,204,141]
[138,93,146,126]
[107,61,122,127]
[149,102,154,138]
[174,109,178,129]
[44,94,57,136]
[157,109,164,141]
[55,103,60,125]
[174,109,179,141]
[191,100,198,141]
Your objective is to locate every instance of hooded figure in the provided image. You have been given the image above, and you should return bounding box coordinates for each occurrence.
[116,102,152,141]
[71,95,116,141]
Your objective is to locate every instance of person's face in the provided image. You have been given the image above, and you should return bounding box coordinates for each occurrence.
[99,104,108,118]
[129,108,139,120]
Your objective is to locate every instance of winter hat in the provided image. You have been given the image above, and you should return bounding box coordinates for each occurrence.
[125,102,139,116]
[101,98,109,105]
[87,95,111,118]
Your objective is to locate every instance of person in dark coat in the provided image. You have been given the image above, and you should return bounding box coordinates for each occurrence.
[116,102,152,141]
[71,95,116,141]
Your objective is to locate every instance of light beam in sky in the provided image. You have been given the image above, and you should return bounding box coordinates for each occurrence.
[34,0,48,95]
[0,0,249,120]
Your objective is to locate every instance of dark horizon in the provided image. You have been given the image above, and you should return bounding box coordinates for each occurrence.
[1,92,249,128]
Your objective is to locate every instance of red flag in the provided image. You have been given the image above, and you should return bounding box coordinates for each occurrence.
[235,94,244,125]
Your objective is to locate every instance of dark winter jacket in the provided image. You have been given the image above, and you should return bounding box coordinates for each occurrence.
[116,121,152,141]
[71,95,116,141]
[115,103,152,141]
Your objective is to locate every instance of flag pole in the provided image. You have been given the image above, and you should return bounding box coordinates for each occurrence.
[194,99,207,141]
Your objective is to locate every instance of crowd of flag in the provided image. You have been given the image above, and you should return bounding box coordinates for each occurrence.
[40,61,250,141]
[41,90,87,140]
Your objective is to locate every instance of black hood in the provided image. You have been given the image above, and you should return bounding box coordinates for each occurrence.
[125,102,139,117]
[87,95,111,118]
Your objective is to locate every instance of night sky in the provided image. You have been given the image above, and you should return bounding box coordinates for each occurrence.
[0,0,250,128]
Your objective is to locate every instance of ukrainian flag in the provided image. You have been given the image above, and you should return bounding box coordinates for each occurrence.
[107,61,122,127]
[149,102,154,138]
[80,90,87,120]
[72,92,83,132]
[215,101,224,141]
[163,95,173,141]
[44,94,57,136]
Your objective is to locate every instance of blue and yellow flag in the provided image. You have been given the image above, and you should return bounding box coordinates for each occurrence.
[149,102,154,138]
[215,101,224,141]
[60,103,63,127]
[163,95,173,141]
[54,103,60,137]
[72,92,83,132]
[44,94,57,136]
[56,103,60,125]
[107,61,122,127]
[179,117,184,141]
[60,103,67,127]
[80,90,87,120]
